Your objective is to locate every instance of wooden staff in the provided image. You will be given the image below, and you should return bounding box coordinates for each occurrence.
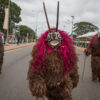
[82,54,86,80]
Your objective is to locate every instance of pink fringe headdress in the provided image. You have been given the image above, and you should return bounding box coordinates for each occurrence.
[32,28,77,75]
[89,34,100,47]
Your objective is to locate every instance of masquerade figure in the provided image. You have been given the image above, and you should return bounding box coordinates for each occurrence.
[0,32,4,74]
[84,29,100,82]
[27,2,79,100]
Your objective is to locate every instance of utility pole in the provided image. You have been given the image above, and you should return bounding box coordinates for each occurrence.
[71,16,74,38]
[32,10,42,39]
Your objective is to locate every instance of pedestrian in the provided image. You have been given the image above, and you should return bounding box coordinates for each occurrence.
[16,34,20,45]
[0,32,4,74]
[84,30,100,82]
[4,33,7,44]
[27,2,79,100]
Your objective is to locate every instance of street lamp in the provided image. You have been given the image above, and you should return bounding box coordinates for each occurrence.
[71,16,74,38]
[63,19,71,31]
[32,10,43,38]
[32,10,38,38]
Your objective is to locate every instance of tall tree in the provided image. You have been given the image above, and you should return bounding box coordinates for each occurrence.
[73,22,98,35]
[16,25,36,39]
[0,0,21,33]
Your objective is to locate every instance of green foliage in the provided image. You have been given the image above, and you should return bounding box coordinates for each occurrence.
[16,25,36,39]
[73,22,99,35]
[0,0,21,33]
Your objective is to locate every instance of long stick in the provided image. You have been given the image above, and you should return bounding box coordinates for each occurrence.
[82,54,86,80]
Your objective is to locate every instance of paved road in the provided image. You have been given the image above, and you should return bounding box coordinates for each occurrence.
[73,49,100,100]
[0,46,100,100]
[0,46,34,100]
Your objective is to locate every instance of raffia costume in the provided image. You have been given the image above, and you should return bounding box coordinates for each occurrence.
[0,32,4,74]
[84,32,100,82]
[27,2,79,100]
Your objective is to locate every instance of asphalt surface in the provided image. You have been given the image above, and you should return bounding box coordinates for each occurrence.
[73,49,100,100]
[0,46,100,100]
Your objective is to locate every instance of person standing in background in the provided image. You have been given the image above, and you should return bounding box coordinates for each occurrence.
[4,33,7,44]
[84,30,100,82]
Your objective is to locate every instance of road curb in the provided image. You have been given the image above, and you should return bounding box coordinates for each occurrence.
[4,44,86,52]
[4,43,35,52]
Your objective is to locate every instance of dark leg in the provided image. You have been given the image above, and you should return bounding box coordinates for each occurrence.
[98,71,100,82]
[0,64,2,74]
[46,86,72,100]
[47,93,72,100]
[92,70,98,82]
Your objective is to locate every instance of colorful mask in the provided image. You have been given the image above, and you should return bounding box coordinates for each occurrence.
[46,30,63,48]
[43,2,63,48]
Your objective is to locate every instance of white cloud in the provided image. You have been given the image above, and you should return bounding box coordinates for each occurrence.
[12,0,100,37]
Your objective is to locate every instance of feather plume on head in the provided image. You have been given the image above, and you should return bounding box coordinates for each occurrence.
[97,29,100,39]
